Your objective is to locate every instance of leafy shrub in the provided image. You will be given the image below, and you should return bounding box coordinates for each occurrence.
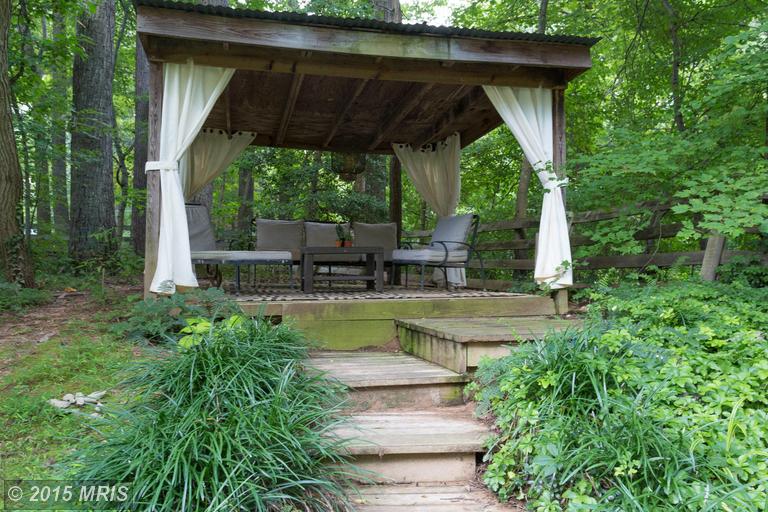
[0,281,51,312]
[113,287,239,343]
[73,316,355,511]
[473,279,768,510]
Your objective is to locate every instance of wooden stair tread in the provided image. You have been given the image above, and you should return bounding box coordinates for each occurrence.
[335,409,491,455]
[395,316,580,343]
[352,482,521,510]
[310,351,469,387]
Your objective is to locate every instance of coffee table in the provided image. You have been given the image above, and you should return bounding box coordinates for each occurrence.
[301,246,384,293]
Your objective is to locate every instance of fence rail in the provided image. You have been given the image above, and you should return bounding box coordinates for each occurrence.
[404,200,766,289]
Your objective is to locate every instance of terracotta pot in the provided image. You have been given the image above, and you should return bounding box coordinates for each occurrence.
[335,240,344,247]
[344,240,353,247]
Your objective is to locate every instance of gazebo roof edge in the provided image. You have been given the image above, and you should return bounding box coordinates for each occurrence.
[134,0,600,48]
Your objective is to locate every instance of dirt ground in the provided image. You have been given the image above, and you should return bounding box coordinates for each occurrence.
[0,284,142,380]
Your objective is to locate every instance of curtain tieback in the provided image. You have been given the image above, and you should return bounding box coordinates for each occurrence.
[542,176,568,191]
[145,160,179,172]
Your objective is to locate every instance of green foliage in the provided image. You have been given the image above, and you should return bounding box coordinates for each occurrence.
[473,280,768,510]
[72,316,355,512]
[112,287,239,343]
[0,280,51,312]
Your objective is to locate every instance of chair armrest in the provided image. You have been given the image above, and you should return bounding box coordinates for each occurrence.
[427,241,451,266]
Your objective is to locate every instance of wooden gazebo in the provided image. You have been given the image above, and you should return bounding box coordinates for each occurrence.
[136,0,598,297]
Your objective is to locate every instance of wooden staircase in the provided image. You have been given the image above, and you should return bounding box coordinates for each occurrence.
[309,315,579,510]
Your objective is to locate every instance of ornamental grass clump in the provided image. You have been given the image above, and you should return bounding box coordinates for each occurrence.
[73,316,355,511]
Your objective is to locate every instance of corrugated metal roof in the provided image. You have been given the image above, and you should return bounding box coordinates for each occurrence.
[136,0,600,47]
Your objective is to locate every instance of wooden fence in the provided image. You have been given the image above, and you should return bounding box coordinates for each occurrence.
[405,200,767,290]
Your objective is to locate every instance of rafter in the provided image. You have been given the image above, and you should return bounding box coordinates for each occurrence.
[414,87,486,147]
[322,78,369,147]
[368,83,434,150]
[275,73,304,144]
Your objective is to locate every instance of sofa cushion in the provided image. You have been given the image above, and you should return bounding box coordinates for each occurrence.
[353,222,398,262]
[392,247,469,263]
[255,219,304,261]
[305,222,356,263]
[431,214,474,250]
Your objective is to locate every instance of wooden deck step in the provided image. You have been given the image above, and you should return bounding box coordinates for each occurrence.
[334,408,491,483]
[310,351,469,410]
[351,482,522,511]
[397,316,580,373]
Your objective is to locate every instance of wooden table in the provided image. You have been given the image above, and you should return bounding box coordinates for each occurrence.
[301,246,384,293]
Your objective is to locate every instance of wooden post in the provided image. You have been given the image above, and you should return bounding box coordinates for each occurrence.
[389,157,402,285]
[700,233,725,281]
[551,88,568,312]
[143,61,163,298]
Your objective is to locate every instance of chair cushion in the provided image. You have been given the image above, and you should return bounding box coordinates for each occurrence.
[186,204,217,251]
[256,219,304,261]
[191,250,293,263]
[431,214,474,250]
[353,222,398,262]
[392,247,468,263]
[305,222,356,262]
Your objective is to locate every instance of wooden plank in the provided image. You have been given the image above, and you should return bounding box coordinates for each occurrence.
[369,83,434,150]
[323,78,369,147]
[143,61,163,298]
[416,87,485,147]
[275,73,304,144]
[144,37,569,87]
[397,316,577,343]
[138,7,593,69]
[471,250,766,271]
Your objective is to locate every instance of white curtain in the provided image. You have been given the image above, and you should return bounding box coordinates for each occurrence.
[146,61,235,294]
[180,129,256,200]
[392,133,466,286]
[483,86,572,289]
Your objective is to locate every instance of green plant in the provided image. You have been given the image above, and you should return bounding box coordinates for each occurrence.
[0,280,51,312]
[472,280,768,511]
[112,287,240,343]
[72,316,356,511]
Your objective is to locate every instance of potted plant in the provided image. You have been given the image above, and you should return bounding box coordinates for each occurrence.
[335,224,352,247]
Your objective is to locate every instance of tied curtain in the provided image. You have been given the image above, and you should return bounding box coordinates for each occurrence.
[483,86,572,289]
[146,61,235,294]
[180,129,256,200]
[392,133,466,286]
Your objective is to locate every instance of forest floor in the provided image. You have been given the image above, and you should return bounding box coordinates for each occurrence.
[0,281,147,479]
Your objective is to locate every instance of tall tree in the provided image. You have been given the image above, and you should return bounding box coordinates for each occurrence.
[69,0,117,262]
[131,33,149,255]
[51,13,69,235]
[0,0,33,285]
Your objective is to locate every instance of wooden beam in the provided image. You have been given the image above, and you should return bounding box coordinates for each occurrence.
[416,87,486,147]
[323,78,369,147]
[143,61,163,298]
[144,38,569,88]
[552,88,566,205]
[137,6,593,69]
[275,73,304,145]
[368,83,434,150]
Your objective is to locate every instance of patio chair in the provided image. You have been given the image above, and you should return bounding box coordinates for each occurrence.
[186,204,293,293]
[391,213,485,290]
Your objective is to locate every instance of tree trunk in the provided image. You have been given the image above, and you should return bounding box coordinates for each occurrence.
[306,151,321,219]
[69,0,117,262]
[661,0,685,132]
[131,35,149,255]
[700,233,725,281]
[51,13,69,235]
[0,0,34,285]
[236,161,253,236]
[537,0,549,34]
[34,139,50,233]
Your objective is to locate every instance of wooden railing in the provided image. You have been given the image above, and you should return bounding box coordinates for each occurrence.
[404,200,766,290]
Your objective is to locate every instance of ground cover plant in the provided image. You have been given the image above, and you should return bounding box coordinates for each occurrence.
[471,279,768,511]
[72,313,356,512]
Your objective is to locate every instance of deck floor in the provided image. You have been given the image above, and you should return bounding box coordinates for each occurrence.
[232,285,525,302]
